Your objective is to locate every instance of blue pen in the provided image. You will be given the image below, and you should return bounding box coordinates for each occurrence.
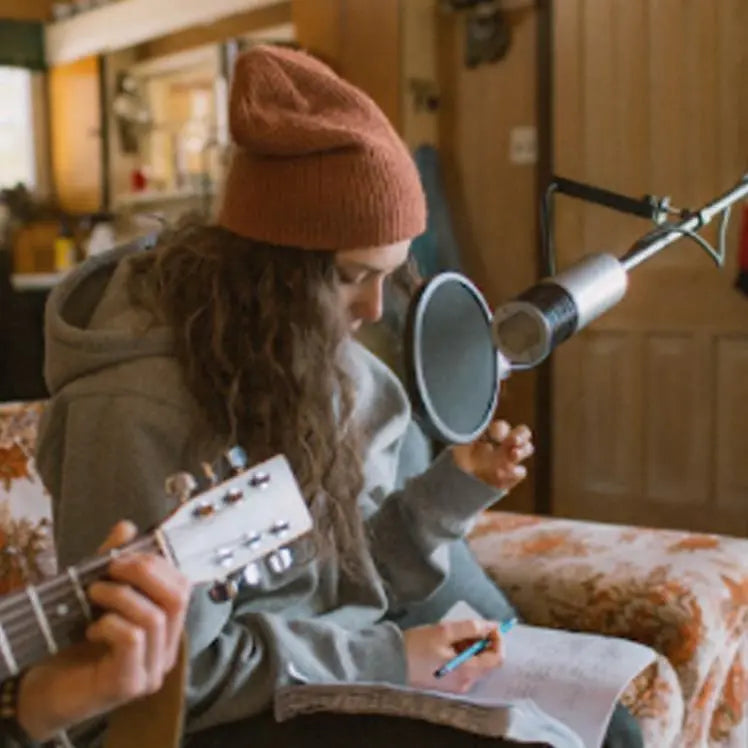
[433,617,518,679]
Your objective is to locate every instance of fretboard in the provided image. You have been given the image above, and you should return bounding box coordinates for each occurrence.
[0,535,161,680]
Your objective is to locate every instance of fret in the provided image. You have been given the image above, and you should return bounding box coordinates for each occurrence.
[154,528,176,567]
[0,530,165,678]
[26,585,58,655]
[66,566,92,621]
[0,622,17,676]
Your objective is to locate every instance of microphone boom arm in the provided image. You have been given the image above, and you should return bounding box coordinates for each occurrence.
[619,175,748,270]
[494,174,748,370]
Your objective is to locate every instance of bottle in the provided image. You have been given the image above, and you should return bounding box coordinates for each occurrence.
[53,221,76,271]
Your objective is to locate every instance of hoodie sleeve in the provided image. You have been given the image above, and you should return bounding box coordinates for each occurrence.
[36,392,410,730]
[365,448,503,610]
[350,343,504,611]
[184,594,406,731]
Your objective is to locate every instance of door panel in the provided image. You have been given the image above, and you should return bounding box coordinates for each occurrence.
[716,339,748,510]
[552,0,748,535]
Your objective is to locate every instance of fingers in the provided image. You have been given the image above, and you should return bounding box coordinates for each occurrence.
[510,440,534,463]
[503,425,533,461]
[448,649,504,693]
[442,618,498,643]
[82,551,190,707]
[436,620,505,694]
[483,423,534,462]
[504,463,528,486]
[503,424,532,448]
[486,420,511,445]
[86,613,148,703]
[107,554,190,671]
[481,422,534,491]
[97,521,138,554]
[88,578,166,692]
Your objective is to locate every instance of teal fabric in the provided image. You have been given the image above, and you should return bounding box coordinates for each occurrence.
[0,21,45,71]
[410,145,463,277]
[604,705,643,748]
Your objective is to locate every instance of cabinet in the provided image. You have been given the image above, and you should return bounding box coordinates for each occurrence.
[0,253,49,402]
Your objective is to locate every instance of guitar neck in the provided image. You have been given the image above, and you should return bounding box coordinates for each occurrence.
[0,452,316,682]
[0,534,161,681]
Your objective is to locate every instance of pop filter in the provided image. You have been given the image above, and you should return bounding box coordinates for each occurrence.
[404,272,503,444]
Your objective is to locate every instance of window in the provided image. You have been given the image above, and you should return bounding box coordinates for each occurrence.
[0,66,36,191]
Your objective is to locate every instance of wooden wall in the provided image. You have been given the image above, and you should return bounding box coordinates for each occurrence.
[0,0,52,21]
[134,2,292,62]
[436,7,540,513]
[292,0,402,127]
[552,0,748,533]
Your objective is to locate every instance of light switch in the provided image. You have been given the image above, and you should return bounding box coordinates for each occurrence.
[509,126,538,165]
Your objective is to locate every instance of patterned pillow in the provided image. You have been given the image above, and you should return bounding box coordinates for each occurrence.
[0,401,55,592]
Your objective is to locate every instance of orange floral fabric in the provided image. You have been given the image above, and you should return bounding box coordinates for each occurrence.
[0,401,55,590]
[469,512,748,748]
[0,442,32,491]
[620,654,683,747]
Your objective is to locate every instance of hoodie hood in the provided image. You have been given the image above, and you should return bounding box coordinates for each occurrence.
[43,241,172,395]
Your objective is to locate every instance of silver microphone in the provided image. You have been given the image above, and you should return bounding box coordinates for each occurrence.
[492,254,627,368]
[492,174,748,369]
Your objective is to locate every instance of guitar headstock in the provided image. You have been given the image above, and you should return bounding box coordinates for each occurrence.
[157,453,314,601]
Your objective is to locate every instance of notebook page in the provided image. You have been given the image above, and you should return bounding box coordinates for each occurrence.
[443,601,656,748]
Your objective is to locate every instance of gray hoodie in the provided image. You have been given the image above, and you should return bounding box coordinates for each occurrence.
[36,244,500,734]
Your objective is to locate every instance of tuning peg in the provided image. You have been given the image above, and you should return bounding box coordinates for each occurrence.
[267,547,293,575]
[249,470,271,489]
[269,519,290,538]
[201,462,218,487]
[223,446,248,475]
[223,487,244,505]
[242,563,261,587]
[241,530,262,548]
[193,501,217,519]
[164,472,198,504]
[208,578,239,603]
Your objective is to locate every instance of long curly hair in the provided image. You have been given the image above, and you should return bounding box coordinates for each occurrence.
[128,220,366,572]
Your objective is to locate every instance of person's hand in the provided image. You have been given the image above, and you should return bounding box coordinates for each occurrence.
[403,619,504,694]
[17,521,190,741]
[451,420,533,492]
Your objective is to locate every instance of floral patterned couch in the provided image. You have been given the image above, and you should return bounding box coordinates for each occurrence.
[1,399,746,747]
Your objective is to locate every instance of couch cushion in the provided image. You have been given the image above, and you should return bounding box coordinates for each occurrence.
[0,400,55,591]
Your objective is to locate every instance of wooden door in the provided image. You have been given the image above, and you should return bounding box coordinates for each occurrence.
[292,0,403,128]
[49,56,103,213]
[552,0,748,535]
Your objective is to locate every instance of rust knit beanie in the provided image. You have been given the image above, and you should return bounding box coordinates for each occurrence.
[216,45,426,250]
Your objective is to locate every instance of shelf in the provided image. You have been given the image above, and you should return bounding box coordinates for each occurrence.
[11,272,68,291]
[45,0,287,66]
[114,188,214,209]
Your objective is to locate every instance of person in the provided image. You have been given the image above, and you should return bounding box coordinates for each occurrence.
[35,45,636,747]
[1,521,189,746]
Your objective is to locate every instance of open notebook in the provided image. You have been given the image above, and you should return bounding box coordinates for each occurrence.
[274,602,656,748]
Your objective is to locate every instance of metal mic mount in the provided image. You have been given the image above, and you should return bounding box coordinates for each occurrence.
[492,174,748,370]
